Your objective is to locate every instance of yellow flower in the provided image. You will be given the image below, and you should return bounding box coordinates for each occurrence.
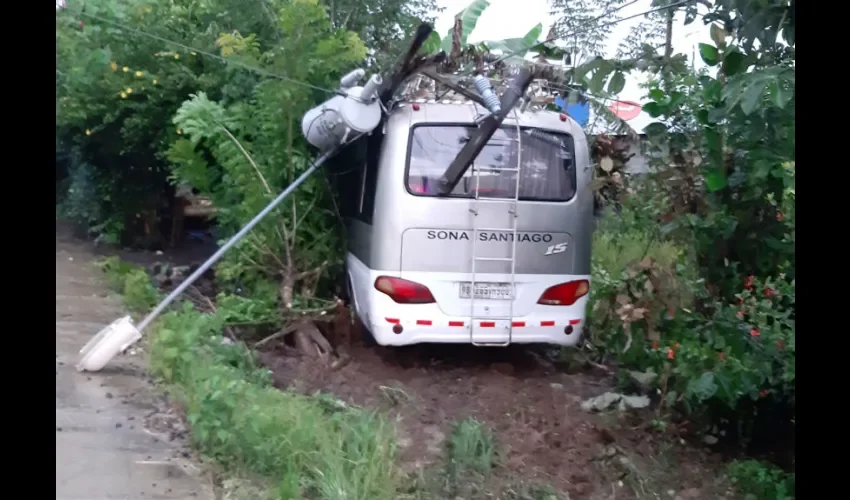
[153,79,158,85]
[110,61,117,71]
[191,51,197,56]
[135,71,143,77]
[120,92,127,99]
[85,129,91,136]
[122,66,129,72]
[174,54,180,60]
[145,6,152,13]
[126,88,133,94]
[177,129,183,135]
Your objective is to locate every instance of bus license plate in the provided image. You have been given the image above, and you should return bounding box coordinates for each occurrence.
[459,282,513,300]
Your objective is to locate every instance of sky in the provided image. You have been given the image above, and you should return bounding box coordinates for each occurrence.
[432,0,716,132]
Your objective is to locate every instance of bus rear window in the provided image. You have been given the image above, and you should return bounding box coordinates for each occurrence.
[406,125,576,201]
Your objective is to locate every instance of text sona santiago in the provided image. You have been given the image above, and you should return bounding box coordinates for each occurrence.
[426,230,555,243]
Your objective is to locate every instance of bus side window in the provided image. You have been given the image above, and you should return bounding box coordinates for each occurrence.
[358,130,383,224]
[330,139,366,219]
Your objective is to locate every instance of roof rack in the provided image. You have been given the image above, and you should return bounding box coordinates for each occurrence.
[397,74,562,109]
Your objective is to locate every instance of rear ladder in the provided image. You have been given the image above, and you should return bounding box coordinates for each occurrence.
[468,111,523,346]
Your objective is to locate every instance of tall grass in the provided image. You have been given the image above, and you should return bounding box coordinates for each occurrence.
[591,228,681,281]
[447,418,495,478]
[586,206,694,348]
[151,305,400,499]
[99,258,401,499]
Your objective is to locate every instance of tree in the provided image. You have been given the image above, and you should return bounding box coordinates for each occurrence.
[167,0,368,357]
[56,0,234,245]
[550,0,668,67]
[572,0,795,447]
[325,0,442,69]
[56,0,434,245]
[550,0,620,65]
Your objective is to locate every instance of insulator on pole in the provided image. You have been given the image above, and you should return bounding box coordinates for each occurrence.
[339,69,366,89]
[473,74,502,114]
[359,74,383,102]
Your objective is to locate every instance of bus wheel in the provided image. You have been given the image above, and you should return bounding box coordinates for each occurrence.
[353,313,377,347]
[337,273,350,304]
[347,276,377,347]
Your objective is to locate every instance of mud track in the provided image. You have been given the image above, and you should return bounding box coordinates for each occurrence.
[258,340,613,497]
[257,337,733,499]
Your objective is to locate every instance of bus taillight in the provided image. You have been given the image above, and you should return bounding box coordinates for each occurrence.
[374,276,436,304]
[537,280,589,306]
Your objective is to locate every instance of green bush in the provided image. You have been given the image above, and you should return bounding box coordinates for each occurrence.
[150,304,400,499]
[97,256,138,291]
[587,204,697,356]
[97,256,161,313]
[727,459,795,500]
[122,269,160,312]
[615,272,796,438]
[588,201,795,442]
[672,275,795,411]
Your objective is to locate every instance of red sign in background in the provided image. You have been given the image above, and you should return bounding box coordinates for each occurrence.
[608,100,642,121]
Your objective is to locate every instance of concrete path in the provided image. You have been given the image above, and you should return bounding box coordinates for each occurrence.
[56,229,212,500]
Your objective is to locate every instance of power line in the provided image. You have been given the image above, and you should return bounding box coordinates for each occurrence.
[556,0,696,51]
[62,7,341,96]
[483,0,641,69]
[457,0,642,71]
[486,0,696,70]
[560,0,643,38]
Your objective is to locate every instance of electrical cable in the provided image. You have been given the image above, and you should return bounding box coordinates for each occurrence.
[583,0,644,27]
[61,6,343,96]
[476,0,696,72]
[542,0,642,64]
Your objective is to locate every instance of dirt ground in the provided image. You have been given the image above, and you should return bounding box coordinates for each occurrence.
[261,343,601,493]
[256,339,734,499]
[104,234,735,499]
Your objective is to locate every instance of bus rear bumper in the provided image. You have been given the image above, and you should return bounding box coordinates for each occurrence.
[367,317,584,347]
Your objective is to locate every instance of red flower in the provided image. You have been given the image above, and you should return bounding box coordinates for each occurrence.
[760,389,770,398]
[652,340,659,350]
[718,352,725,360]
[736,310,744,319]
[750,328,760,337]
[776,212,784,221]
[764,288,774,298]
[667,348,675,360]
[745,275,755,290]
[776,340,784,349]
